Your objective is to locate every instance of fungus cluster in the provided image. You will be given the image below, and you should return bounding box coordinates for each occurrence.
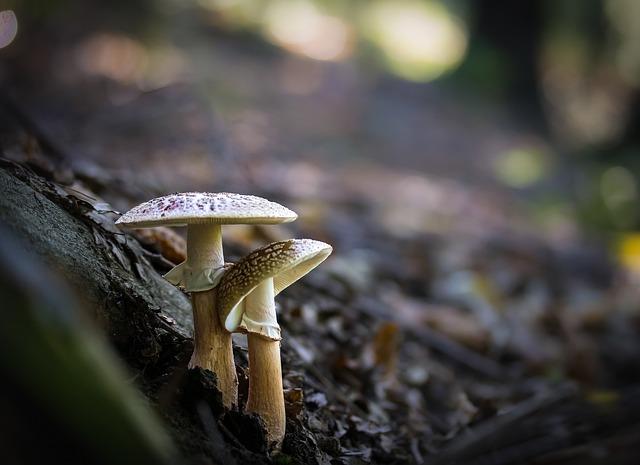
[116,192,331,448]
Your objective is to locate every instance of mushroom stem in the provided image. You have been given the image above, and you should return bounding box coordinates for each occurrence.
[186,223,224,276]
[190,291,238,407]
[245,278,286,448]
[186,224,238,408]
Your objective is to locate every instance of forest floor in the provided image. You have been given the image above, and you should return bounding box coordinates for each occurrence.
[3,3,640,464]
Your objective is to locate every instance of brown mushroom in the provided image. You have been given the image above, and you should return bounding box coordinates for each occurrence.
[217,239,332,447]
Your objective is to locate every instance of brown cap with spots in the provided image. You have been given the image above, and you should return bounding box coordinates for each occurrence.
[115,192,297,228]
[217,239,332,338]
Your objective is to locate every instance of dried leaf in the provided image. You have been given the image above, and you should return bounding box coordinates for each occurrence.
[284,388,304,419]
[133,227,187,264]
[372,322,399,380]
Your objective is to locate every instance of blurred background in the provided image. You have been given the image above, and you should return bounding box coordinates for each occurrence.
[4,0,640,463]
[3,0,640,253]
[1,0,640,246]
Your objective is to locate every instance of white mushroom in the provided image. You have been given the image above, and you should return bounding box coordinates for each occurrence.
[116,192,297,408]
[217,239,332,447]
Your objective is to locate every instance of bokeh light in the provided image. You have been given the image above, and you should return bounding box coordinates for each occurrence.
[75,33,186,91]
[601,166,638,228]
[493,147,550,188]
[262,0,354,62]
[361,0,468,82]
[617,233,640,275]
[0,10,17,49]
[606,0,640,87]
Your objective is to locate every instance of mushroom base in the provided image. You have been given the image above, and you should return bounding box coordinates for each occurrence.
[246,333,286,449]
[190,290,238,409]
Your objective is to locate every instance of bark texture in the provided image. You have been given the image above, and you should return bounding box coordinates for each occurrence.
[0,160,192,360]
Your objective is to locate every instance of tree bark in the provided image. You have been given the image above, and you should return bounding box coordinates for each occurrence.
[0,159,193,360]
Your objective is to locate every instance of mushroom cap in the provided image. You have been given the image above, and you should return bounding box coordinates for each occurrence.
[115,192,297,228]
[217,239,332,333]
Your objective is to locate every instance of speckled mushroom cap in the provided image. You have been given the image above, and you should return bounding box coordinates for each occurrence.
[217,239,332,336]
[115,192,297,228]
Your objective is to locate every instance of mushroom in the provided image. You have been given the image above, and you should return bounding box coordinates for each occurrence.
[115,192,297,408]
[216,239,332,447]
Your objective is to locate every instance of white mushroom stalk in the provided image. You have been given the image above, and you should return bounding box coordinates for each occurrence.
[164,224,225,292]
[115,193,297,409]
[217,239,332,447]
[176,224,235,396]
